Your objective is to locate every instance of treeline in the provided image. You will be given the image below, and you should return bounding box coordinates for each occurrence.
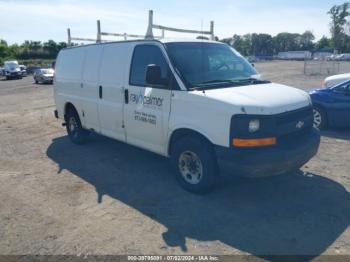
[0,40,67,64]
[221,2,350,57]
[220,31,328,57]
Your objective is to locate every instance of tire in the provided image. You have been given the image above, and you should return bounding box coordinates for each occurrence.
[65,108,88,144]
[313,106,327,130]
[171,135,219,194]
[6,76,10,80]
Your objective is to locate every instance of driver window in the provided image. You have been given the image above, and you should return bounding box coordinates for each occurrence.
[130,44,169,88]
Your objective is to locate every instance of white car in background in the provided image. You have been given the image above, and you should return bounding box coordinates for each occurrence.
[3,60,22,80]
[324,73,350,88]
[19,65,27,76]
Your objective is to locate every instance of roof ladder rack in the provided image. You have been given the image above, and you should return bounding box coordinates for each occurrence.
[145,10,215,40]
[67,10,215,45]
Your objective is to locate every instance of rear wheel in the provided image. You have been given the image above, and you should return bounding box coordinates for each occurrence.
[171,135,219,194]
[65,108,88,144]
[313,106,327,130]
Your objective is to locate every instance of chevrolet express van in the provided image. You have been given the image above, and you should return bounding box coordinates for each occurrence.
[53,39,320,193]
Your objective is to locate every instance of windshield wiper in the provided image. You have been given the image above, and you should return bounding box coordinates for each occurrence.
[192,78,271,91]
[198,79,237,85]
[234,78,271,84]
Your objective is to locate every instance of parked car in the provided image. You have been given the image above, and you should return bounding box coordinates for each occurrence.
[34,68,54,84]
[310,80,350,129]
[19,65,27,77]
[324,73,350,88]
[53,40,320,193]
[336,53,350,61]
[3,61,22,80]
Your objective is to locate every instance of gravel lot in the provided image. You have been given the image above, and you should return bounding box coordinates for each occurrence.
[0,61,349,258]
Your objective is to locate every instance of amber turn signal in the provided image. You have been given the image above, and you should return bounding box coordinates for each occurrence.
[232,137,277,147]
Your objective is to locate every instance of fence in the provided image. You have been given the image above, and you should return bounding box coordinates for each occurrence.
[67,10,215,45]
[304,60,340,76]
[303,60,350,76]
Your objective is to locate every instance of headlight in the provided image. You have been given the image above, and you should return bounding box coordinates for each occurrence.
[248,119,260,133]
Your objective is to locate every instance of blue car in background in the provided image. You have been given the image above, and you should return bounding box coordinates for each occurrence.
[309,80,350,130]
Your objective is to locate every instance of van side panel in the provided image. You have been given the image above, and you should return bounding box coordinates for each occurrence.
[81,45,103,132]
[54,48,85,120]
[98,43,133,142]
[168,90,232,149]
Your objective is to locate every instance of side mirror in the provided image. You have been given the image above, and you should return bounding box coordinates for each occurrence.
[146,64,168,86]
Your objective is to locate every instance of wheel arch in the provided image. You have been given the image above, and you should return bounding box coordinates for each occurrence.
[168,128,214,156]
[313,103,329,124]
[64,102,79,121]
[313,102,332,127]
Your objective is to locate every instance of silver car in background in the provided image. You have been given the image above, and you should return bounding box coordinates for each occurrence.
[19,65,27,77]
[34,68,54,84]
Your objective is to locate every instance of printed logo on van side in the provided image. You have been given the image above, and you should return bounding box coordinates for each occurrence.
[130,93,163,107]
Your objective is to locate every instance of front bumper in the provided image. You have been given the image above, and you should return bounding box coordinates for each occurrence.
[6,72,21,77]
[215,128,320,178]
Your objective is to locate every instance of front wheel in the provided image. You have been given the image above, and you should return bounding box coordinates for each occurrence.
[65,108,88,144]
[171,136,219,194]
[313,106,327,130]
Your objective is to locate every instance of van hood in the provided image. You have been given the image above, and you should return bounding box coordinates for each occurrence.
[200,83,311,115]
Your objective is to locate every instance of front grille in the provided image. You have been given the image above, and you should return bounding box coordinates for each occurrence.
[230,106,314,141]
[275,106,313,137]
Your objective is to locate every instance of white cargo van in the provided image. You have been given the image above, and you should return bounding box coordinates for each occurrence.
[3,60,22,80]
[54,39,320,193]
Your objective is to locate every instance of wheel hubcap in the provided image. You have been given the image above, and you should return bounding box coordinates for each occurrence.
[313,109,322,128]
[68,117,78,138]
[178,151,203,185]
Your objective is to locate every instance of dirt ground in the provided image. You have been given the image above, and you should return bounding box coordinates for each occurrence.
[0,61,349,258]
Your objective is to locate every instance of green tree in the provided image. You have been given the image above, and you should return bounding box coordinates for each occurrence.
[273,33,300,53]
[315,36,333,50]
[251,33,273,56]
[0,39,7,46]
[328,2,350,52]
[300,31,315,50]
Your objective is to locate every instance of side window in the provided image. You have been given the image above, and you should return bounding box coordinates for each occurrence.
[334,82,350,93]
[345,83,350,93]
[130,45,169,87]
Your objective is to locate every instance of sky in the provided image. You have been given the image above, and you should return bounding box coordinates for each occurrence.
[0,0,347,44]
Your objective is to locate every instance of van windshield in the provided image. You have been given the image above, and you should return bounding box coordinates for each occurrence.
[5,63,19,69]
[165,42,261,90]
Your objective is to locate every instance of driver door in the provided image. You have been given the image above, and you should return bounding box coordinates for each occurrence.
[123,43,172,155]
[330,82,350,126]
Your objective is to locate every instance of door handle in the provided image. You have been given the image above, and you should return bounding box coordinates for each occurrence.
[99,85,103,99]
[124,89,129,104]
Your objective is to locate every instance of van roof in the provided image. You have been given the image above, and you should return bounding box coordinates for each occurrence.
[63,38,221,50]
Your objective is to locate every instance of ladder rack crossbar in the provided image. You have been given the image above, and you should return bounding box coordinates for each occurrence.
[153,24,211,35]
